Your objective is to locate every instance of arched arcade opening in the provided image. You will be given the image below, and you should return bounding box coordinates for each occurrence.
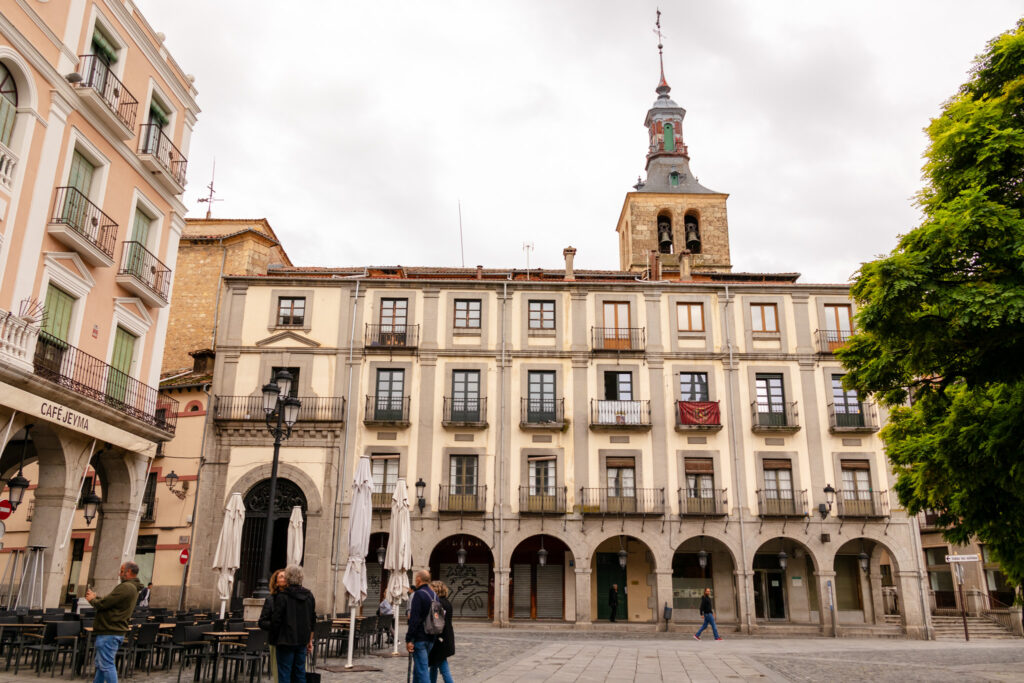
[509,534,572,621]
[428,534,493,619]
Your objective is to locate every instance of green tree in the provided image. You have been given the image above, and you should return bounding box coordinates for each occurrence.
[839,19,1024,593]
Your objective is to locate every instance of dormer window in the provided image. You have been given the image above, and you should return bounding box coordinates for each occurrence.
[663,122,675,152]
[670,171,680,187]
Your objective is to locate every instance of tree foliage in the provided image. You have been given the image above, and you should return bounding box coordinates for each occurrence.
[839,19,1024,592]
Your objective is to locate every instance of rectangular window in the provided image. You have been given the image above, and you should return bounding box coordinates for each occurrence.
[269,366,300,397]
[841,460,872,502]
[451,370,481,421]
[131,207,153,246]
[684,458,715,514]
[62,150,96,228]
[141,472,157,521]
[277,297,306,327]
[751,303,778,333]
[606,457,636,497]
[42,284,75,342]
[528,456,556,496]
[450,455,478,494]
[528,300,555,330]
[603,371,633,401]
[824,304,852,333]
[677,302,704,332]
[832,374,863,427]
[527,370,556,421]
[924,547,948,566]
[375,369,405,420]
[679,372,709,402]
[755,374,785,425]
[763,463,794,515]
[379,298,408,330]
[106,326,137,403]
[454,299,481,329]
[601,301,632,349]
[371,455,399,506]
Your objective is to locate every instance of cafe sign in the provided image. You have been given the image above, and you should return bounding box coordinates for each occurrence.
[40,401,90,431]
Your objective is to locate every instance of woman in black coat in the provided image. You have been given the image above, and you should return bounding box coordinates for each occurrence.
[427,581,455,683]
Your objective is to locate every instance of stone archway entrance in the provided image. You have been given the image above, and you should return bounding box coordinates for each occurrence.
[751,537,819,624]
[233,478,307,607]
[509,534,572,621]
[428,535,494,620]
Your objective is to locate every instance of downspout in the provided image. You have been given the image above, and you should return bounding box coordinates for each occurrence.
[723,283,752,633]
[209,238,228,350]
[331,270,366,615]
[178,382,212,610]
[496,277,509,625]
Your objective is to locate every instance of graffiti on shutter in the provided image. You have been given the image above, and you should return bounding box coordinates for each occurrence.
[440,563,489,618]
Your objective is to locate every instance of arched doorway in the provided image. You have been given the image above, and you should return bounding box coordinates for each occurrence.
[509,535,571,620]
[428,535,493,619]
[834,537,900,626]
[671,536,737,624]
[590,535,656,623]
[752,537,819,624]
[364,531,390,611]
[233,478,307,606]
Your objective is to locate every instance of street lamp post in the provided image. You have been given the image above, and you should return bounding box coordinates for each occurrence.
[253,370,301,598]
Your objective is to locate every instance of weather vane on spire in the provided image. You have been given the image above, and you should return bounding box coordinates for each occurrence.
[653,8,670,94]
[197,159,223,219]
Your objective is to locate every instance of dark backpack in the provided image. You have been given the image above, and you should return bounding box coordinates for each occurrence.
[423,587,445,636]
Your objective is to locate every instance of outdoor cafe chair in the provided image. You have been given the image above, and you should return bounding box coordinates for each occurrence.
[218,629,267,683]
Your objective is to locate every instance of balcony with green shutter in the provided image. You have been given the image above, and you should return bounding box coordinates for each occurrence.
[73,55,138,140]
[116,241,171,307]
[138,123,188,194]
[47,186,118,267]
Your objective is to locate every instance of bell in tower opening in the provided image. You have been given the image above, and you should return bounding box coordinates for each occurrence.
[657,214,673,254]
[684,214,701,254]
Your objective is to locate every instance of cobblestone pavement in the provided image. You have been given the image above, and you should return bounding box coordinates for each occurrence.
[0,626,1019,683]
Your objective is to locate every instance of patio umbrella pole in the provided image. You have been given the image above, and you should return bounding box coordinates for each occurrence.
[346,606,358,667]
[392,599,401,655]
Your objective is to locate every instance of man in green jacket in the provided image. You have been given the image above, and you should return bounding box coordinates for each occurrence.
[85,562,143,683]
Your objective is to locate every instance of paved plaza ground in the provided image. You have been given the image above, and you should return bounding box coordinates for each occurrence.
[0,625,1019,683]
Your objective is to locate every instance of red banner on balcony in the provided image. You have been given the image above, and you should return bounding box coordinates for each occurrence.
[679,401,720,425]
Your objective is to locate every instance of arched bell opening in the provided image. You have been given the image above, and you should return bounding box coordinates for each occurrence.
[657,212,673,254]
[684,212,701,254]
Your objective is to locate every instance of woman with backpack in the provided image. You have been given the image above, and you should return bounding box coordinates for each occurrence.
[428,581,455,683]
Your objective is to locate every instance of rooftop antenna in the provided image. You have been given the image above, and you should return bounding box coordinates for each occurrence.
[197,159,223,219]
[458,199,465,268]
[522,242,534,281]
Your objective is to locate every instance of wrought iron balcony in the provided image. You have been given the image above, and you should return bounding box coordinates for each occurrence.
[213,395,346,422]
[750,401,800,432]
[756,489,808,517]
[0,140,17,190]
[372,483,396,510]
[836,490,889,518]
[519,397,565,428]
[364,395,411,425]
[140,496,157,523]
[364,324,419,351]
[827,402,879,432]
[76,55,138,136]
[579,487,665,515]
[591,327,645,352]
[138,123,188,190]
[816,329,853,354]
[678,487,728,517]
[117,241,171,307]
[0,309,39,373]
[32,331,178,433]
[676,400,723,431]
[590,399,651,429]
[48,186,118,265]
[518,486,567,514]
[442,396,487,427]
[438,484,487,512]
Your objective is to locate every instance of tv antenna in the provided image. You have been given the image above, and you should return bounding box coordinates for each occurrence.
[197,159,223,219]
[522,242,534,280]
[458,200,465,268]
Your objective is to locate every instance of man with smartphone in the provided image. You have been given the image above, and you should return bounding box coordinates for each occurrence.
[84,562,143,683]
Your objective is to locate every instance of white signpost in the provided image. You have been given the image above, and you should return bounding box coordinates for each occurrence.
[945,554,979,640]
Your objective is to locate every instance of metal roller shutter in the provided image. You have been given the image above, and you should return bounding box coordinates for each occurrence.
[513,564,531,617]
[440,563,489,618]
[535,564,563,619]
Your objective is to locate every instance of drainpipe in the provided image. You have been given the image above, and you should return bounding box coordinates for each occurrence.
[723,283,752,633]
[209,238,228,350]
[497,278,511,625]
[178,382,212,611]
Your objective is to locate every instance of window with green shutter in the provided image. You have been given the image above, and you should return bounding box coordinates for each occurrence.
[91,29,119,64]
[663,123,675,152]
[106,326,137,403]
[63,151,96,229]
[131,207,152,246]
[42,284,74,342]
[0,63,18,147]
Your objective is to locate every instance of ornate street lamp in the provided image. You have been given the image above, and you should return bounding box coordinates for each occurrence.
[82,480,101,525]
[456,537,467,566]
[819,483,836,519]
[778,550,788,571]
[376,540,387,565]
[6,425,33,510]
[697,549,708,571]
[165,470,180,491]
[537,537,548,567]
[415,478,426,513]
[618,536,628,569]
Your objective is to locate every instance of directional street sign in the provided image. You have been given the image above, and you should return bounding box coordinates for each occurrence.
[945,554,979,563]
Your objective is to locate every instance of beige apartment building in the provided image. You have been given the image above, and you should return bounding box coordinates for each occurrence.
[0,1,198,606]
[181,65,939,638]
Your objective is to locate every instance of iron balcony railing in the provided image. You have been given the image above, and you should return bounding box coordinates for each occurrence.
[33,331,178,432]
[676,400,722,428]
[579,487,665,515]
[827,402,879,431]
[140,496,157,523]
[438,484,487,512]
[77,55,138,130]
[119,241,171,304]
[518,486,567,514]
[836,490,889,518]
[590,399,650,427]
[815,329,853,354]
[678,487,728,517]
[520,397,565,426]
[372,483,396,510]
[442,396,487,425]
[591,327,645,352]
[364,324,420,349]
[213,395,346,422]
[50,186,118,260]
[138,123,188,186]
[756,489,808,517]
[365,395,411,423]
[750,401,799,429]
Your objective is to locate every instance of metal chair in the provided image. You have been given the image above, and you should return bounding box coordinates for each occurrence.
[218,629,267,683]
[175,625,215,683]
[309,621,332,667]
[155,623,187,670]
[127,623,161,674]
[18,620,57,675]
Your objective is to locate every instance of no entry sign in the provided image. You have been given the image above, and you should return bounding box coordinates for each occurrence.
[179,548,189,565]
[0,500,12,520]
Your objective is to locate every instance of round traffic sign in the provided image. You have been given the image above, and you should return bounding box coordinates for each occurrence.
[179,548,189,565]
[0,500,11,520]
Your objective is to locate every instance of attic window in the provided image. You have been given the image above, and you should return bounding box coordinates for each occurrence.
[670,172,680,187]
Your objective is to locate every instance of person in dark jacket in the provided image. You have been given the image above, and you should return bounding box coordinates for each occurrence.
[85,562,143,683]
[405,570,437,683]
[694,587,722,640]
[427,581,454,683]
[258,569,287,683]
[608,583,619,622]
[271,564,316,683]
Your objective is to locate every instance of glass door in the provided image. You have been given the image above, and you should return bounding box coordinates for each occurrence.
[602,301,631,349]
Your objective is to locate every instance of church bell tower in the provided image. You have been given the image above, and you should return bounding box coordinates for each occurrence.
[615,12,732,278]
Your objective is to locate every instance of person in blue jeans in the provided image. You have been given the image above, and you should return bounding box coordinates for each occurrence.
[694,587,722,640]
[405,570,437,683]
[270,565,316,683]
[85,562,143,683]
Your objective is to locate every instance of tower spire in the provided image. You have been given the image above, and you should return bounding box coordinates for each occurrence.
[654,9,670,97]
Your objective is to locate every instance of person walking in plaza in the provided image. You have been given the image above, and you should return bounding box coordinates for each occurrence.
[405,570,438,683]
[84,562,143,683]
[428,581,455,683]
[694,587,722,640]
[271,564,316,683]
[608,583,619,622]
[258,569,287,683]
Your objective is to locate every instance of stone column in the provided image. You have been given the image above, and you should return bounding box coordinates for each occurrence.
[814,570,838,636]
[574,566,592,626]
[25,488,79,608]
[734,569,755,634]
[654,569,674,631]
[89,502,138,596]
[493,567,510,626]
[896,569,930,639]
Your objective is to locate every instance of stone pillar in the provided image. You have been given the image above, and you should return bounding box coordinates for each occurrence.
[896,570,930,639]
[1008,606,1023,637]
[654,569,673,632]
[493,567,510,626]
[25,488,79,608]
[734,569,755,634]
[90,503,138,596]
[574,566,592,626]
[815,570,838,636]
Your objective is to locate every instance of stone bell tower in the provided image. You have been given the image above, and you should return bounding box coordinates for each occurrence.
[615,15,732,278]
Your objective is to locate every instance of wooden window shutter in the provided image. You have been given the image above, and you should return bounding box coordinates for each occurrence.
[606,457,635,469]
[685,458,714,473]
[762,459,792,470]
[840,459,870,470]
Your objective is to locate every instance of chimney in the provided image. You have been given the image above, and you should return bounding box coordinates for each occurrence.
[648,250,662,281]
[476,265,483,280]
[563,246,577,281]
[189,348,215,375]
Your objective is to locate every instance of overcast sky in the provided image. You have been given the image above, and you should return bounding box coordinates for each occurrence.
[136,1,1021,284]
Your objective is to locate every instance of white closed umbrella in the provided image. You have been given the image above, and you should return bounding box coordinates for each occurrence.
[384,478,412,655]
[211,492,246,619]
[342,456,373,668]
[287,506,304,566]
